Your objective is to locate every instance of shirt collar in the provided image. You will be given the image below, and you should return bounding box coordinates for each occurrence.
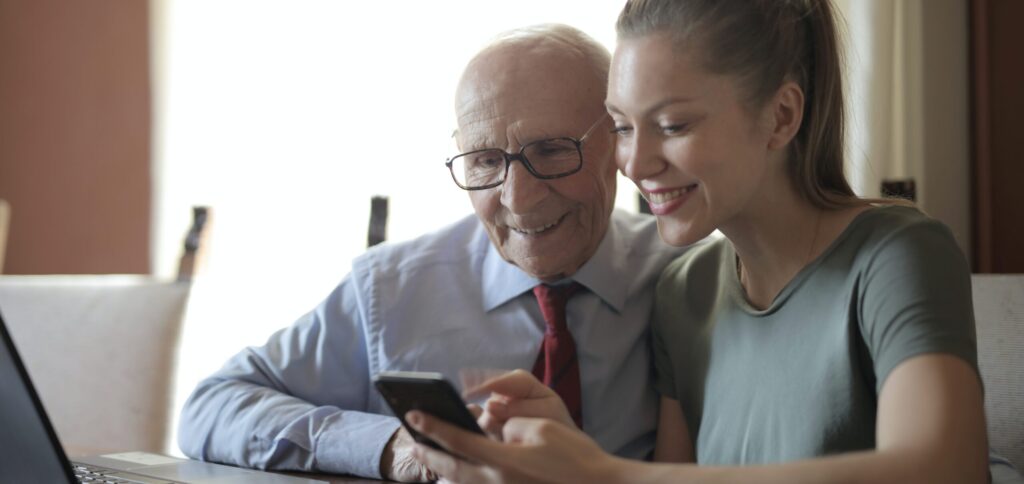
[480,217,629,313]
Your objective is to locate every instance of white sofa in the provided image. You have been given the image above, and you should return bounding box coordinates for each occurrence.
[973,275,1024,472]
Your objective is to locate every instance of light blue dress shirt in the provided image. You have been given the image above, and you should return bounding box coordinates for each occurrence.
[178,210,684,479]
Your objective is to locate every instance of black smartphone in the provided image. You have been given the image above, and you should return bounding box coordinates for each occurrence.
[373,371,485,451]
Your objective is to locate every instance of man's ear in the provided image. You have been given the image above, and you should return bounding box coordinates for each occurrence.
[766,81,804,151]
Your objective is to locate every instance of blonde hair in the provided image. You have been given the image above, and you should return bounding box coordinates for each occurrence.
[617,0,862,209]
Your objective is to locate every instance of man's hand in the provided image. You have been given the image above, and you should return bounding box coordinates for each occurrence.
[380,427,436,482]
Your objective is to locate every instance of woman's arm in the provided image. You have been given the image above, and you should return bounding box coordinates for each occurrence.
[614,354,988,484]
[411,354,987,484]
[654,396,694,463]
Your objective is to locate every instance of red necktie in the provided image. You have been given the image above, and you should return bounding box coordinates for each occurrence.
[531,282,583,429]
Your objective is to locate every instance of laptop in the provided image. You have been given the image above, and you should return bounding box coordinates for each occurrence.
[0,309,326,484]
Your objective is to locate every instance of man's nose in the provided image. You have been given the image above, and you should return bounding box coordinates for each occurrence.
[499,159,549,213]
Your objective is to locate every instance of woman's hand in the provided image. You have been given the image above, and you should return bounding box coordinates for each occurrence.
[407,410,620,484]
[466,369,576,439]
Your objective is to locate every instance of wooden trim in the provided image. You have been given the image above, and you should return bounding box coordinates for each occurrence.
[0,199,9,273]
[969,0,993,272]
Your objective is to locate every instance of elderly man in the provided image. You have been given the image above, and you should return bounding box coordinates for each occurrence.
[178,24,682,481]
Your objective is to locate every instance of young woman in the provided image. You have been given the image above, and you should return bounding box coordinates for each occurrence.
[406,1,989,482]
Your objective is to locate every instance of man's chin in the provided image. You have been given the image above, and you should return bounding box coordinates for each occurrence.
[493,221,591,280]
[504,244,580,282]
[515,259,572,283]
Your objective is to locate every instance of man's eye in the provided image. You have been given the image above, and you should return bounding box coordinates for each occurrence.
[469,154,503,168]
[531,141,575,156]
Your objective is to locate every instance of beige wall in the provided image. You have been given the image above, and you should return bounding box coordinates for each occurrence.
[917,0,971,258]
[0,0,151,274]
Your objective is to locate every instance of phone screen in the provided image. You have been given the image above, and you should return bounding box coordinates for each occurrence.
[373,371,485,451]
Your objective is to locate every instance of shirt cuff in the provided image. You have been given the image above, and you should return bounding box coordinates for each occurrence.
[313,411,403,479]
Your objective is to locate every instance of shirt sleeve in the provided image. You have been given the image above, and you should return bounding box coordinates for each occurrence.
[858,217,979,393]
[177,274,401,479]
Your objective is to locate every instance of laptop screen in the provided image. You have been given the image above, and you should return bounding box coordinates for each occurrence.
[0,310,75,483]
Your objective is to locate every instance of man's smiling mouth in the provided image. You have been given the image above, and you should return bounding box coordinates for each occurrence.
[509,213,568,236]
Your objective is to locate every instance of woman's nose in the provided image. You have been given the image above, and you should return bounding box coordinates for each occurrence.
[617,132,664,181]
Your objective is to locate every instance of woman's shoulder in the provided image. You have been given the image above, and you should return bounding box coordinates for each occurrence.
[655,236,733,318]
[840,204,965,267]
[660,235,731,286]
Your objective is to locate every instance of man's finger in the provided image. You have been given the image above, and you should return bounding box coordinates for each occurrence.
[411,443,488,484]
[463,369,553,400]
[467,403,483,419]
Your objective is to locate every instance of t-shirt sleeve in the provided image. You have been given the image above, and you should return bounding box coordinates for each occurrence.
[651,259,686,400]
[858,217,978,393]
[652,308,678,399]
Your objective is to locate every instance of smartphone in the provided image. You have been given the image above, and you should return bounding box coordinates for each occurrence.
[373,371,485,451]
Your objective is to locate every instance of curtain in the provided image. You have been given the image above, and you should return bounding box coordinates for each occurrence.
[835,0,971,256]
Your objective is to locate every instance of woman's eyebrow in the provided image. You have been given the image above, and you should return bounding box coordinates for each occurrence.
[606,96,698,117]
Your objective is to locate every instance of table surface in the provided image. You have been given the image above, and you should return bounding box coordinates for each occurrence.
[64,447,383,483]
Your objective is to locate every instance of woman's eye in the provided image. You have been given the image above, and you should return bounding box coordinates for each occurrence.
[660,123,689,135]
[611,125,633,136]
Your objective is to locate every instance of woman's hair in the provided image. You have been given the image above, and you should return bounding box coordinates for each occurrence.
[617,0,860,209]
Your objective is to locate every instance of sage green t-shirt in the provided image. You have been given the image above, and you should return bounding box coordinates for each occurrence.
[652,206,978,465]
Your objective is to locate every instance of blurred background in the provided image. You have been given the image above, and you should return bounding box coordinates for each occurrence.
[0,0,1021,454]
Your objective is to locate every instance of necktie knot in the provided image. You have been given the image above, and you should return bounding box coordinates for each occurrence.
[532,282,581,332]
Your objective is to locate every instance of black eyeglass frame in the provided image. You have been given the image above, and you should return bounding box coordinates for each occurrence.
[445,114,608,191]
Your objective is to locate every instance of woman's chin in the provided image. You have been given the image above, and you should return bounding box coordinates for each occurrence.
[655,219,715,247]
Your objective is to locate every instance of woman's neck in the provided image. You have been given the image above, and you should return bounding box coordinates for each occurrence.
[720,174,865,310]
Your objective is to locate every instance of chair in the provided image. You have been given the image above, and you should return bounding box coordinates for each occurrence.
[972,274,1024,471]
[176,206,211,282]
[0,276,189,454]
[0,207,211,454]
[368,195,388,247]
[0,199,9,273]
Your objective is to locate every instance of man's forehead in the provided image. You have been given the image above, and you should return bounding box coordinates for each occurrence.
[456,108,584,151]
[453,44,604,149]
[455,84,599,151]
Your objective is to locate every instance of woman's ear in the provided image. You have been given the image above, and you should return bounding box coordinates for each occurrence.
[766,81,804,151]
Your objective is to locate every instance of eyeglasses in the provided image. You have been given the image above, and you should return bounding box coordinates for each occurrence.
[445,114,608,190]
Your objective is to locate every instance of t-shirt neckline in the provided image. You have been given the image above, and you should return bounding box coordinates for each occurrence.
[726,205,898,316]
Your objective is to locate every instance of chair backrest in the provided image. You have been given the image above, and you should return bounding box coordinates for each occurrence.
[972,274,1024,471]
[0,199,9,273]
[368,195,388,248]
[176,206,211,282]
[0,276,190,454]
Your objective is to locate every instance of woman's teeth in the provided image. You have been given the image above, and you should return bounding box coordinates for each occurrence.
[648,184,697,204]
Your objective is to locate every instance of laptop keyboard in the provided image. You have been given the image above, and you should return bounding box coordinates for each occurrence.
[72,463,181,484]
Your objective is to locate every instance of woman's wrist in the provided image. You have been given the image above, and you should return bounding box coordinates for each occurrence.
[592,455,651,484]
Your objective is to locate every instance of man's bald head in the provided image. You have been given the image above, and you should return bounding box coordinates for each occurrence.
[456,24,611,122]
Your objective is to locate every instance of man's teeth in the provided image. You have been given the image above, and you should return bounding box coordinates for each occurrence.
[512,220,559,235]
[648,184,697,204]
